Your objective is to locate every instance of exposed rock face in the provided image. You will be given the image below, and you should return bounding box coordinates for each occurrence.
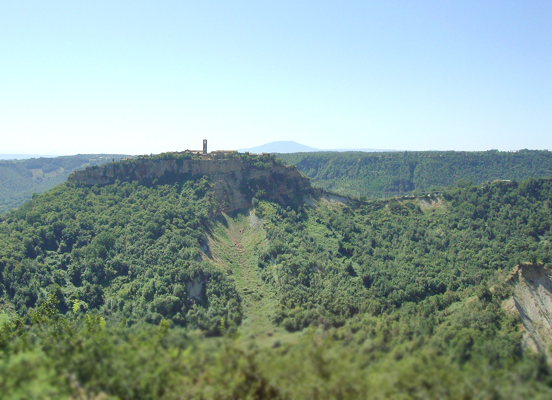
[68,155,312,213]
[186,277,205,302]
[504,264,552,357]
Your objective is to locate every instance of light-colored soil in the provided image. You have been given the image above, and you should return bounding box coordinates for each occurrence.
[30,168,64,179]
[304,194,350,211]
[503,264,552,357]
[419,196,444,210]
[319,193,350,205]
[205,211,300,348]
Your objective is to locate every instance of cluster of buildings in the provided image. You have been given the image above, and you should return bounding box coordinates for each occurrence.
[182,140,266,159]
[181,139,238,158]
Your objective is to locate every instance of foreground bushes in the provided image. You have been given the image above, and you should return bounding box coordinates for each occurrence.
[2,295,552,399]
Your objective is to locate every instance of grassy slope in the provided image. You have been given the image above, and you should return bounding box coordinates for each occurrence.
[205,211,301,347]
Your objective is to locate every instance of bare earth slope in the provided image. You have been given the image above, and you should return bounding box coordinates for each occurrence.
[504,264,552,356]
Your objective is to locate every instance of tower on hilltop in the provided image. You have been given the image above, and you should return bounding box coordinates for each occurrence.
[203,139,207,154]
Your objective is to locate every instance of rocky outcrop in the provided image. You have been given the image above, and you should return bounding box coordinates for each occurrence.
[503,263,552,357]
[68,154,312,213]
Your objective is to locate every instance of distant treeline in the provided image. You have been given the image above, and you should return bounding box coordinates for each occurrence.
[278,149,552,198]
[0,155,130,214]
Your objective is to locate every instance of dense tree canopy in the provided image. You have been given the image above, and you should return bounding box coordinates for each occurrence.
[0,178,241,334]
[255,178,552,331]
[0,154,129,214]
[1,166,552,397]
[278,149,552,198]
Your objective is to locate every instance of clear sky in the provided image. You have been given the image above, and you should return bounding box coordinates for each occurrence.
[1,1,551,155]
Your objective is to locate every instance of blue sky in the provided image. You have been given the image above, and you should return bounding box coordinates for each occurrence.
[1,1,550,155]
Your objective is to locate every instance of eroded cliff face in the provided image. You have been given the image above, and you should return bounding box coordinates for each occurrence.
[68,155,312,213]
[503,264,552,358]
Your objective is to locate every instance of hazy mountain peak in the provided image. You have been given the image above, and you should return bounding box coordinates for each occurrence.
[239,141,319,154]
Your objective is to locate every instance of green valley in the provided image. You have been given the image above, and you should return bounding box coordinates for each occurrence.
[0,154,130,214]
[1,152,552,398]
[278,149,552,199]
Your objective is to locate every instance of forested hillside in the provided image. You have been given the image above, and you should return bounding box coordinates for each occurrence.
[278,149,552,198]
[0,154,129,214]
[1,153,552,397]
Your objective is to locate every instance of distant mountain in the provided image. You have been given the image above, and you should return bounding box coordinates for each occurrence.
[239,141,397,154]
[239,141,319,153]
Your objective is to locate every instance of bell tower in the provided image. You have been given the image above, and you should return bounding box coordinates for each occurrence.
[203,139,207,154]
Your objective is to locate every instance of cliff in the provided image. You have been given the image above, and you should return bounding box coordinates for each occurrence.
[503,263,552,358]
[68,153,312,213]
